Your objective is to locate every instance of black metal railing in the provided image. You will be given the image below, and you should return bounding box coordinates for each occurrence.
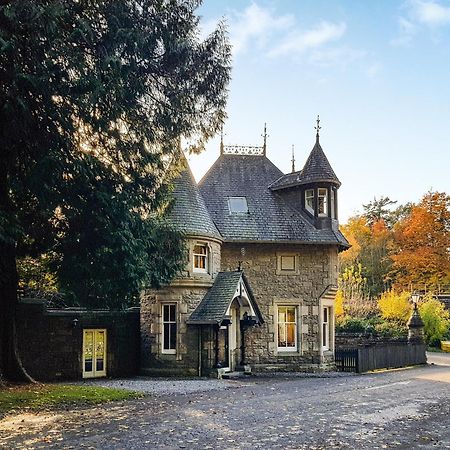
[335,348,359,372]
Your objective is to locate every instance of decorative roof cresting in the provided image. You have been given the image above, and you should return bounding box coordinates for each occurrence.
[223,145,265,156]
[220,123,268,156]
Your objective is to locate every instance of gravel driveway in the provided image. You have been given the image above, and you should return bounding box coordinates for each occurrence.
[1,364,450,449]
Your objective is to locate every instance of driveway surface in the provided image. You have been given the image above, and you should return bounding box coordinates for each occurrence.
[1,362,450,449]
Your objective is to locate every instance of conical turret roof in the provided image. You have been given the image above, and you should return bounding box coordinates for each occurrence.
[300,138,341,186]
[270,136,341,191]
[167,157,222,240]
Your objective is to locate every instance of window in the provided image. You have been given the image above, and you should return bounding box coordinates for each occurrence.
[318,188,328,216]
[322,307,330,351]
[277,306,297,351]
[193,244,208,273]
[280,255,296,271]
[331,189,336,219]
[162,304,177,354]
[228,197,248,213]
[305,189,314,214]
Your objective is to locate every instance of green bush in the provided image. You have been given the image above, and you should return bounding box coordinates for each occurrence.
[336,315,408,338]
[336,317,375,334]
[418,297,450,347]
[374,320,408,338]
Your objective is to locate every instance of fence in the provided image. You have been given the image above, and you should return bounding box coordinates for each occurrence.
[335,342,427,373]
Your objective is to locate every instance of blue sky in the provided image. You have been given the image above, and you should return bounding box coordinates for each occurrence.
[187,0,450,222]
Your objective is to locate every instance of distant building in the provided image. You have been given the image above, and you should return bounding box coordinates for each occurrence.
[141,122,349,376]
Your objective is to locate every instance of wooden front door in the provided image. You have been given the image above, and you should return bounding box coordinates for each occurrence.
[83,329,107,378]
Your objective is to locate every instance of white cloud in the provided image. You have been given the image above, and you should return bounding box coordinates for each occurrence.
[391,17,417,46]
[230,3,295,55]
[199,17,222,41]
[269,21,347,57]
[366,62,382,78]
[411,0,450,26]
[392,1,450,46]
[308,46,365,68]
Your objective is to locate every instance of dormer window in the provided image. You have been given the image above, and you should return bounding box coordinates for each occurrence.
[318,188,328,216]
[193,244,208,273]
[331,189,336,219]
[305,189,314,214]
[228,197,248,213]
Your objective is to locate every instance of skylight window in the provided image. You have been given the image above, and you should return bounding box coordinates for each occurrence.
[228,197,248,213]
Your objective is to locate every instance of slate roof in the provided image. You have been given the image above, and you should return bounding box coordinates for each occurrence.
[187,271,263,324]
[167,158,222,240]
[270,138,341,190]
[199,154,348,247]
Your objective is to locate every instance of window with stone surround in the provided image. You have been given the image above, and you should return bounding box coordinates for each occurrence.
[322,306,330,351]
[193,243,208,273]
[162,304,177,354]
[277,306,298,351]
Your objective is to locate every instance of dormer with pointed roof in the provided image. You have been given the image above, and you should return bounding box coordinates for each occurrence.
[270,117,341,231]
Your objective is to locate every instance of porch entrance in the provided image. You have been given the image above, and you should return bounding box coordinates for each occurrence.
[83,329,107,378]
[216,301,241,371]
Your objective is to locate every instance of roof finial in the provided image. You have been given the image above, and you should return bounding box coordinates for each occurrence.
[291,144,295,173]
[315,115,321,143]
[220,126,225,155]
[262,123,268,156]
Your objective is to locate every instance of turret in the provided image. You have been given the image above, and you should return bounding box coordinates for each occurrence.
[270,116,341,230]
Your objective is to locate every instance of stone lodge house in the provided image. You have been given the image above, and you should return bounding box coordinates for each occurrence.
[141,126,349,376]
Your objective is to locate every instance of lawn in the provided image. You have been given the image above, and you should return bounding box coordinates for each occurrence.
[0,383,142,416]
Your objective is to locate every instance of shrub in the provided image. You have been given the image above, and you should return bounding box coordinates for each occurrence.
[374,320,408,338]
[336,317,375,334]
[378,290,412,323]
[418,296,450,347]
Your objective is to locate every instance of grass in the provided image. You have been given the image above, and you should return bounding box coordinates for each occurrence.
[0,383,142,416]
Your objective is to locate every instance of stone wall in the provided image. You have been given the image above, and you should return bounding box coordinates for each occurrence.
[221,243,339,371]
[140,236,221,375]
[140,285,206,375]
[335,332,408,348]
[17,299,140,381]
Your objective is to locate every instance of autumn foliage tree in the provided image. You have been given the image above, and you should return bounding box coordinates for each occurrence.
[340,210,393,298]
[390,192,450,291]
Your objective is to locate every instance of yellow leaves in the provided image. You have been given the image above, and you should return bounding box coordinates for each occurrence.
[335,289,344,318]
[377,291,411,323]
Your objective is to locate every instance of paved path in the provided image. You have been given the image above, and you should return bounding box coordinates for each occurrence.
[1,363,450,449]
[427,350,450,366]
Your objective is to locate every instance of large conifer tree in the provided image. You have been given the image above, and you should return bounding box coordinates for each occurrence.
[0,0,230,381]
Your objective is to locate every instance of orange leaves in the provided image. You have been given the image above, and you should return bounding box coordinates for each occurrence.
[391,191,450,290]
[340,191,450,295]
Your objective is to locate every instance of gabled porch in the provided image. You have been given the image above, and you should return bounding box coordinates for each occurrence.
[187,271,264,376]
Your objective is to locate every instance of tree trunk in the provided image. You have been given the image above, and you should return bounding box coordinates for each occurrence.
[0,165,34,383]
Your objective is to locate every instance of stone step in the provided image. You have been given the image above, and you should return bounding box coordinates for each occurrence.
[222,371,249,379]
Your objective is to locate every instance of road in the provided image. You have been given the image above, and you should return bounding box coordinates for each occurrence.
[1,359,450,449]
